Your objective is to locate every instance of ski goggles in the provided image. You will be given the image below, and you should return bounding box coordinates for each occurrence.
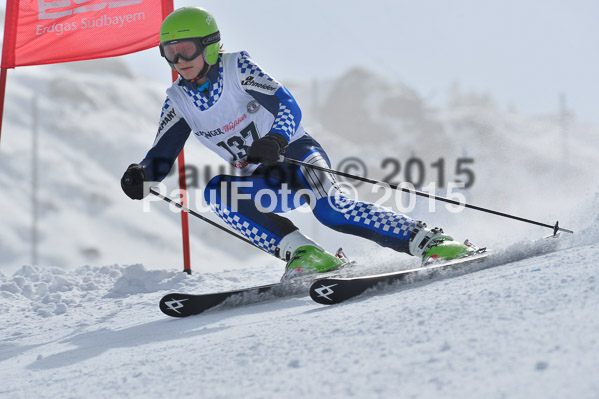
[159,32,220,64]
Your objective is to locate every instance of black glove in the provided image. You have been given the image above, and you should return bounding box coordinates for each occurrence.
[247,133,288,165]
[121,163,147,200]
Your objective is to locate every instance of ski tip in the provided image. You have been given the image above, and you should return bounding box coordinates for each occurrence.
[309,278,345,305]
[159,293,195,318]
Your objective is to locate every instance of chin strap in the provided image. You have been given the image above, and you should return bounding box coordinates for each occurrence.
[172,60,211,86]
[188,62,210,84]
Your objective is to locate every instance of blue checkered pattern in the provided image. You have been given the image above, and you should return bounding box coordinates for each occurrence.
[210,203,279,254]
[160,98,172,118]
[182,59,225,111]
[271,105,296,140]
[330,197,416,239]
[237,51,276,83]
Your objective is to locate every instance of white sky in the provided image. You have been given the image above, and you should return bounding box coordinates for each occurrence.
[123,0,599,125]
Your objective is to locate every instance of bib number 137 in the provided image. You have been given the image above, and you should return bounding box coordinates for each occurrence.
[216,122,260,161]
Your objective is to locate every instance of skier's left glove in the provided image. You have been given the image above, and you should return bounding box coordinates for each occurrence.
[247,133,288,165]
[121,163,148,200]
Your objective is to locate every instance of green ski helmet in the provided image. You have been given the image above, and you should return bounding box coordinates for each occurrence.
[159,7,221,79]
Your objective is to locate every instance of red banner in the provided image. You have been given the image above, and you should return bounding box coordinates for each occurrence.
[2,0,168,68]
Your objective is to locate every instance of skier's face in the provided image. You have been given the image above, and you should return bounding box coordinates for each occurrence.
[174,53,205,81]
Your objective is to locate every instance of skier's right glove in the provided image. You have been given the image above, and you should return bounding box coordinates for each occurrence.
[247,133,288,165]
[121,163,148,200]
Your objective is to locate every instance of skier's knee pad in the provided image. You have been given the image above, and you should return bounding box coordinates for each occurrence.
[312,196,353,227]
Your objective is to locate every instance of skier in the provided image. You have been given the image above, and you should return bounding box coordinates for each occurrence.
[121,7,478,280]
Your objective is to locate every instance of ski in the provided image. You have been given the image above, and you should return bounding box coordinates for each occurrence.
[160,253,356,318]
[160,274,342,318]
[159,283,282,318]
[160,267,355,318]
[309,252,490,305]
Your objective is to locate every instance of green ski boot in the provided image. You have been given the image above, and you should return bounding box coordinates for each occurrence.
[409,222,479,265]
[421,238,477,264]
[281,245,344,281]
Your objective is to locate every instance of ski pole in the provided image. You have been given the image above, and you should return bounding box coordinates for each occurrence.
[282,157,574,235]
[149,188,269,254]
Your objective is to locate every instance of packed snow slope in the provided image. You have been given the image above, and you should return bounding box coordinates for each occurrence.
[1,225,598,398]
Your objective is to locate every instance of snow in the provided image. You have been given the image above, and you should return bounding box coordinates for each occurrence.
[1,20,599,397]
[1,230,598,398]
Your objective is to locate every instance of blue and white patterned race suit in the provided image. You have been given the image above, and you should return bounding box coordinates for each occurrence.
[203,134,417,254]
[140,51,417,255]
